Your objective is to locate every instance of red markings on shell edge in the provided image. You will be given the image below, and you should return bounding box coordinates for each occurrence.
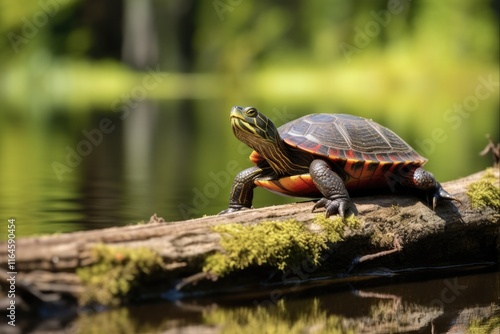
[249,151,264,165]
[255,174,320,197]
[328,147,341,158]
[345,150,356,159]
[344,159,365,179]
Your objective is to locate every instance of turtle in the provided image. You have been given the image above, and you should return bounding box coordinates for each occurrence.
[220,106,458,218]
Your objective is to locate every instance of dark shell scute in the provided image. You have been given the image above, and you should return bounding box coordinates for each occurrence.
[280,113,426,164]
[282,114,351,149]
[316,144,330,157]
[342,121,391,152]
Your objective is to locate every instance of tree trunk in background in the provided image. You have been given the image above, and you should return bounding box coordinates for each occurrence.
[122,0,158,67]
[122,0,159,206]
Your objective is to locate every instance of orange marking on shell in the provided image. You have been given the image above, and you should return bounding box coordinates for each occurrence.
[328,147,340,158]
[249,150,263,165]
[255,174,320,197]
[345,150,356,159]
[345,159,366,179]
[280,175,317,194]
[359,161,379,180]
[254,179,283,193]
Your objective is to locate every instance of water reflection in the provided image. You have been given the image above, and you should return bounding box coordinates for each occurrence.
[42,271,497,334]
[0,101,300,237]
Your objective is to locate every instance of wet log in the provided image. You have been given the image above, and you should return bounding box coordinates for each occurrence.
[0,169,498,308]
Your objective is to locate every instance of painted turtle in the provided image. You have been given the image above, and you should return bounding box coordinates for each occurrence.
[220,106,457,218]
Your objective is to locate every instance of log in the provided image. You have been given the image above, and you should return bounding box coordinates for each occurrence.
[0,168,498,310]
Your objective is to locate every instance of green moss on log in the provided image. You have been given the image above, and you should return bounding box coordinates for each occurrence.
[203,215,361,277]
[466,169,500,210]
[76,244,164,306]
[468,313,500,334]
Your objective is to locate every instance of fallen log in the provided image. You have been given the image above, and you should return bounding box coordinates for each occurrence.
[0,168,498,309]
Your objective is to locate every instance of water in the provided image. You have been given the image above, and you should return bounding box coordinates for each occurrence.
[0,101,303,237]
[19,271,500,333]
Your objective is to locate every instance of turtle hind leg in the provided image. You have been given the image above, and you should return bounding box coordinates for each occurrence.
[412,167,461,210]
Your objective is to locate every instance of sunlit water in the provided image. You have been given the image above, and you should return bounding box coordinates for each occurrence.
[1,102,304,236]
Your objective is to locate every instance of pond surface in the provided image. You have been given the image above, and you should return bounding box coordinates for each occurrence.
[1,101,302,236]
[18,270,500,333]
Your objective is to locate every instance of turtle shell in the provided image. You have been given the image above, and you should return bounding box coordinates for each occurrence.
[254,114,427,196]
[280,114,426,163]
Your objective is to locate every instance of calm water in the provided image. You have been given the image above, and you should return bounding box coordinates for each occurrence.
[1,101,301,236]
[15,270,500,333]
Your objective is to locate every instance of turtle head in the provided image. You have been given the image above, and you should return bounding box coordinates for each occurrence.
[230,106,281,151]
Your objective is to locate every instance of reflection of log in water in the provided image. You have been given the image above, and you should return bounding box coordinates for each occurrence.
[0,169,498,313]
[342,300,443,333]
[348,288,447,333]
[1,272,498,333]
[66,289,494,334]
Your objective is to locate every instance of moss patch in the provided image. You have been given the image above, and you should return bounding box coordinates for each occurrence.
[76,244,164,306]
[466,169,500,210]
[203,215,361,277]
[468,314,500,334]
[370,230,396,249]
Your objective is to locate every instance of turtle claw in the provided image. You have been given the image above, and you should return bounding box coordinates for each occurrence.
[429,183,461,211]
[312,197,350,218]
[218,205,251,215]
[414,168,461,211]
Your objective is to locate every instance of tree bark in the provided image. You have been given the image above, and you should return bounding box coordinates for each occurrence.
[1,169,498,308]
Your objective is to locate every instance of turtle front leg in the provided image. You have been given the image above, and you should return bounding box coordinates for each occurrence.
[219,166,263,214]
[310,159,351,218]
[412,167,460,210]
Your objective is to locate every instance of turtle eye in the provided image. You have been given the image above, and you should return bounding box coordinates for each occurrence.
[245,107,257,117]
